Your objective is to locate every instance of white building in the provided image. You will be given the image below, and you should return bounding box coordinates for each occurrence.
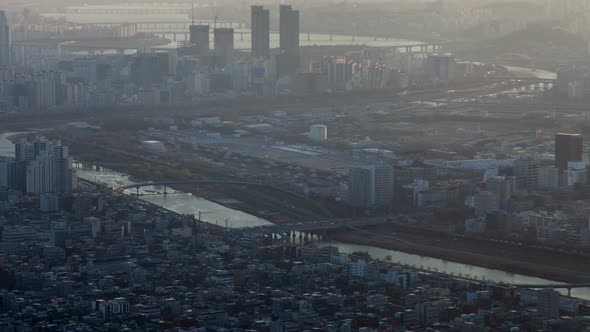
[529,211,567,242]
[309,124,328,142]
[22,138,77,195]
[348,259,367,278]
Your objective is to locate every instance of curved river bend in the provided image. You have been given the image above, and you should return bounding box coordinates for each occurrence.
[1,124,588,301]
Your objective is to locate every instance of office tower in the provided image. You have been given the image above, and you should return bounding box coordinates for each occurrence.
[189,25,210,55]
[278,5,300,77]
[514,157,539,191]
[0,10,9,67]
[555,133,583,171]
[213,28,234,63]
[251,6,270,58]
[349,165,393,209]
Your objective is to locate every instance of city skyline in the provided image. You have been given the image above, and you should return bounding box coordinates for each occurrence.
[2,1,590,330]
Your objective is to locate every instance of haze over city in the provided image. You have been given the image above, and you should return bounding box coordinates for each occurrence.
[2,0,590,330]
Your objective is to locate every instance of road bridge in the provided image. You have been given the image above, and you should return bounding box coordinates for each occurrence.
[240,218,388,243]
[483,77,556,84]
[511,283,590,297]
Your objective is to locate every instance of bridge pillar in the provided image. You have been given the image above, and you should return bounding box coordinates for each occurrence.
[173,33,177,42]
[299,232,303,244]
[406,46,412,53]
[330,34,333,41]
[292,232,296,243]
[307,33,310,41]
[568,288,572,297]
[136,187,140,196]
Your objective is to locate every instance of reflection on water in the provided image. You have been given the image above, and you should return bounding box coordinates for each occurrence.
[2,122,590,299]
[327,243,590,300]
[76,165,271,229]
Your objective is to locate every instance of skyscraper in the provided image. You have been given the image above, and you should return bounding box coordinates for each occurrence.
[251,6,270,58]
[278,5,300,77]
[0,10,10,67]
[214,28,234,63]
[189,25,210,55]
[348,165,394,209]
[555,133,583,171]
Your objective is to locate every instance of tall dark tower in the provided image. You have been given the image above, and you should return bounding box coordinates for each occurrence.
[214,28,234,64]
[278,5,300,77]
[0,10,10,67]
[555,133,583,171]
[251,6,270,58]
[189,25,210,55]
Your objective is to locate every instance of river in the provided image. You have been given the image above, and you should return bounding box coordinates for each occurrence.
[3,114,590,300]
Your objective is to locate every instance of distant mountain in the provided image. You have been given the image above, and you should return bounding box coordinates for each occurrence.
[491,23,587,53]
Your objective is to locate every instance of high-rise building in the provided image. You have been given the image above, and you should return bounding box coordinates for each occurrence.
[189,25,210,55]
[278,5,300,77]
[0,10,10,67]
[0,160,27,191]
[514,157,539,191]
[251,6,270,58]
[213,28,234,63]
[2,137,77,194]
[485,176,515,207]
[555,133,583,172]
[427,54,456,81]
[25,140,77,194]
[348,165,393,209]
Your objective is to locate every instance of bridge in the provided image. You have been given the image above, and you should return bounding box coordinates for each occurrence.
[483,77,556,84]
[510,283,590,296]
[241,218,389,241]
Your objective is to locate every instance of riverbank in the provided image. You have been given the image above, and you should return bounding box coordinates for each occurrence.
[331,224,589,284]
